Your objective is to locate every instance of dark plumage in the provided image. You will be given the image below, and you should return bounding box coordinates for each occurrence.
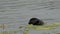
[28,18,44,25]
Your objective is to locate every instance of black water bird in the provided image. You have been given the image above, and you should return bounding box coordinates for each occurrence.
[28,18,44,26]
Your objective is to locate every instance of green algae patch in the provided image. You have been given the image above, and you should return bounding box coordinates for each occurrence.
[18,22,60,30]
[26,25,55,30]
[19,22,60,34]
[26,22,60,30]
[23,29,29,34]
[0,31,11,34]
[42,32,50,34]
[56,32,60,34]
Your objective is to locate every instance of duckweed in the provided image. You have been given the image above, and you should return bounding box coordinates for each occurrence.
[24,23,60,30]
[0,32,11,34]
[42,32,50,34]
[0,22,60,34]
[56,32,60,34]
[23,29,29,34]
[23,22,60,34]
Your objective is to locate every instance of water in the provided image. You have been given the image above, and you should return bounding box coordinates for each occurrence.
[0,0,60,34]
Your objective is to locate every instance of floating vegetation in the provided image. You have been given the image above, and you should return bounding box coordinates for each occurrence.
[18,22,60,34]
[56,32,60,34]
[26,25,54,30]
[42,32,50,34]
[0,31,11,34]
[0,22,60,34]
[23,29,29,34]
[0,29,22,34]
[24,22,60,30]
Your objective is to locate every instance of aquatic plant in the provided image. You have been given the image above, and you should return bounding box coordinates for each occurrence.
[0,24,5,28]
[23,29,29,34]
[42,32,50,34]
[23,27,29,34]
[56,32,60,34]
[21,22,60,34]
[0,22,60,34]
[0,31,11,34]
[25,22,60,30]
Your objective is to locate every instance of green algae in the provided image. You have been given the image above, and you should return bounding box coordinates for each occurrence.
[0,22,59,34]
[25,22,60,30]
[23,29,29,34]
[0,31,11,34]
[22,22,60,34]
[55,31,60,34]
[0,22,60,34]
[42,32,50,34]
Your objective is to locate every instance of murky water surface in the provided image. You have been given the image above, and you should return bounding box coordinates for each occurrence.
[0,0,60,34]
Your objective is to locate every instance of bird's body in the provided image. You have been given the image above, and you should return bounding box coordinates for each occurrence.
[28,18,44,25]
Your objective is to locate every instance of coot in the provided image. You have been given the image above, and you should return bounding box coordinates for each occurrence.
[28,18,44,25]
